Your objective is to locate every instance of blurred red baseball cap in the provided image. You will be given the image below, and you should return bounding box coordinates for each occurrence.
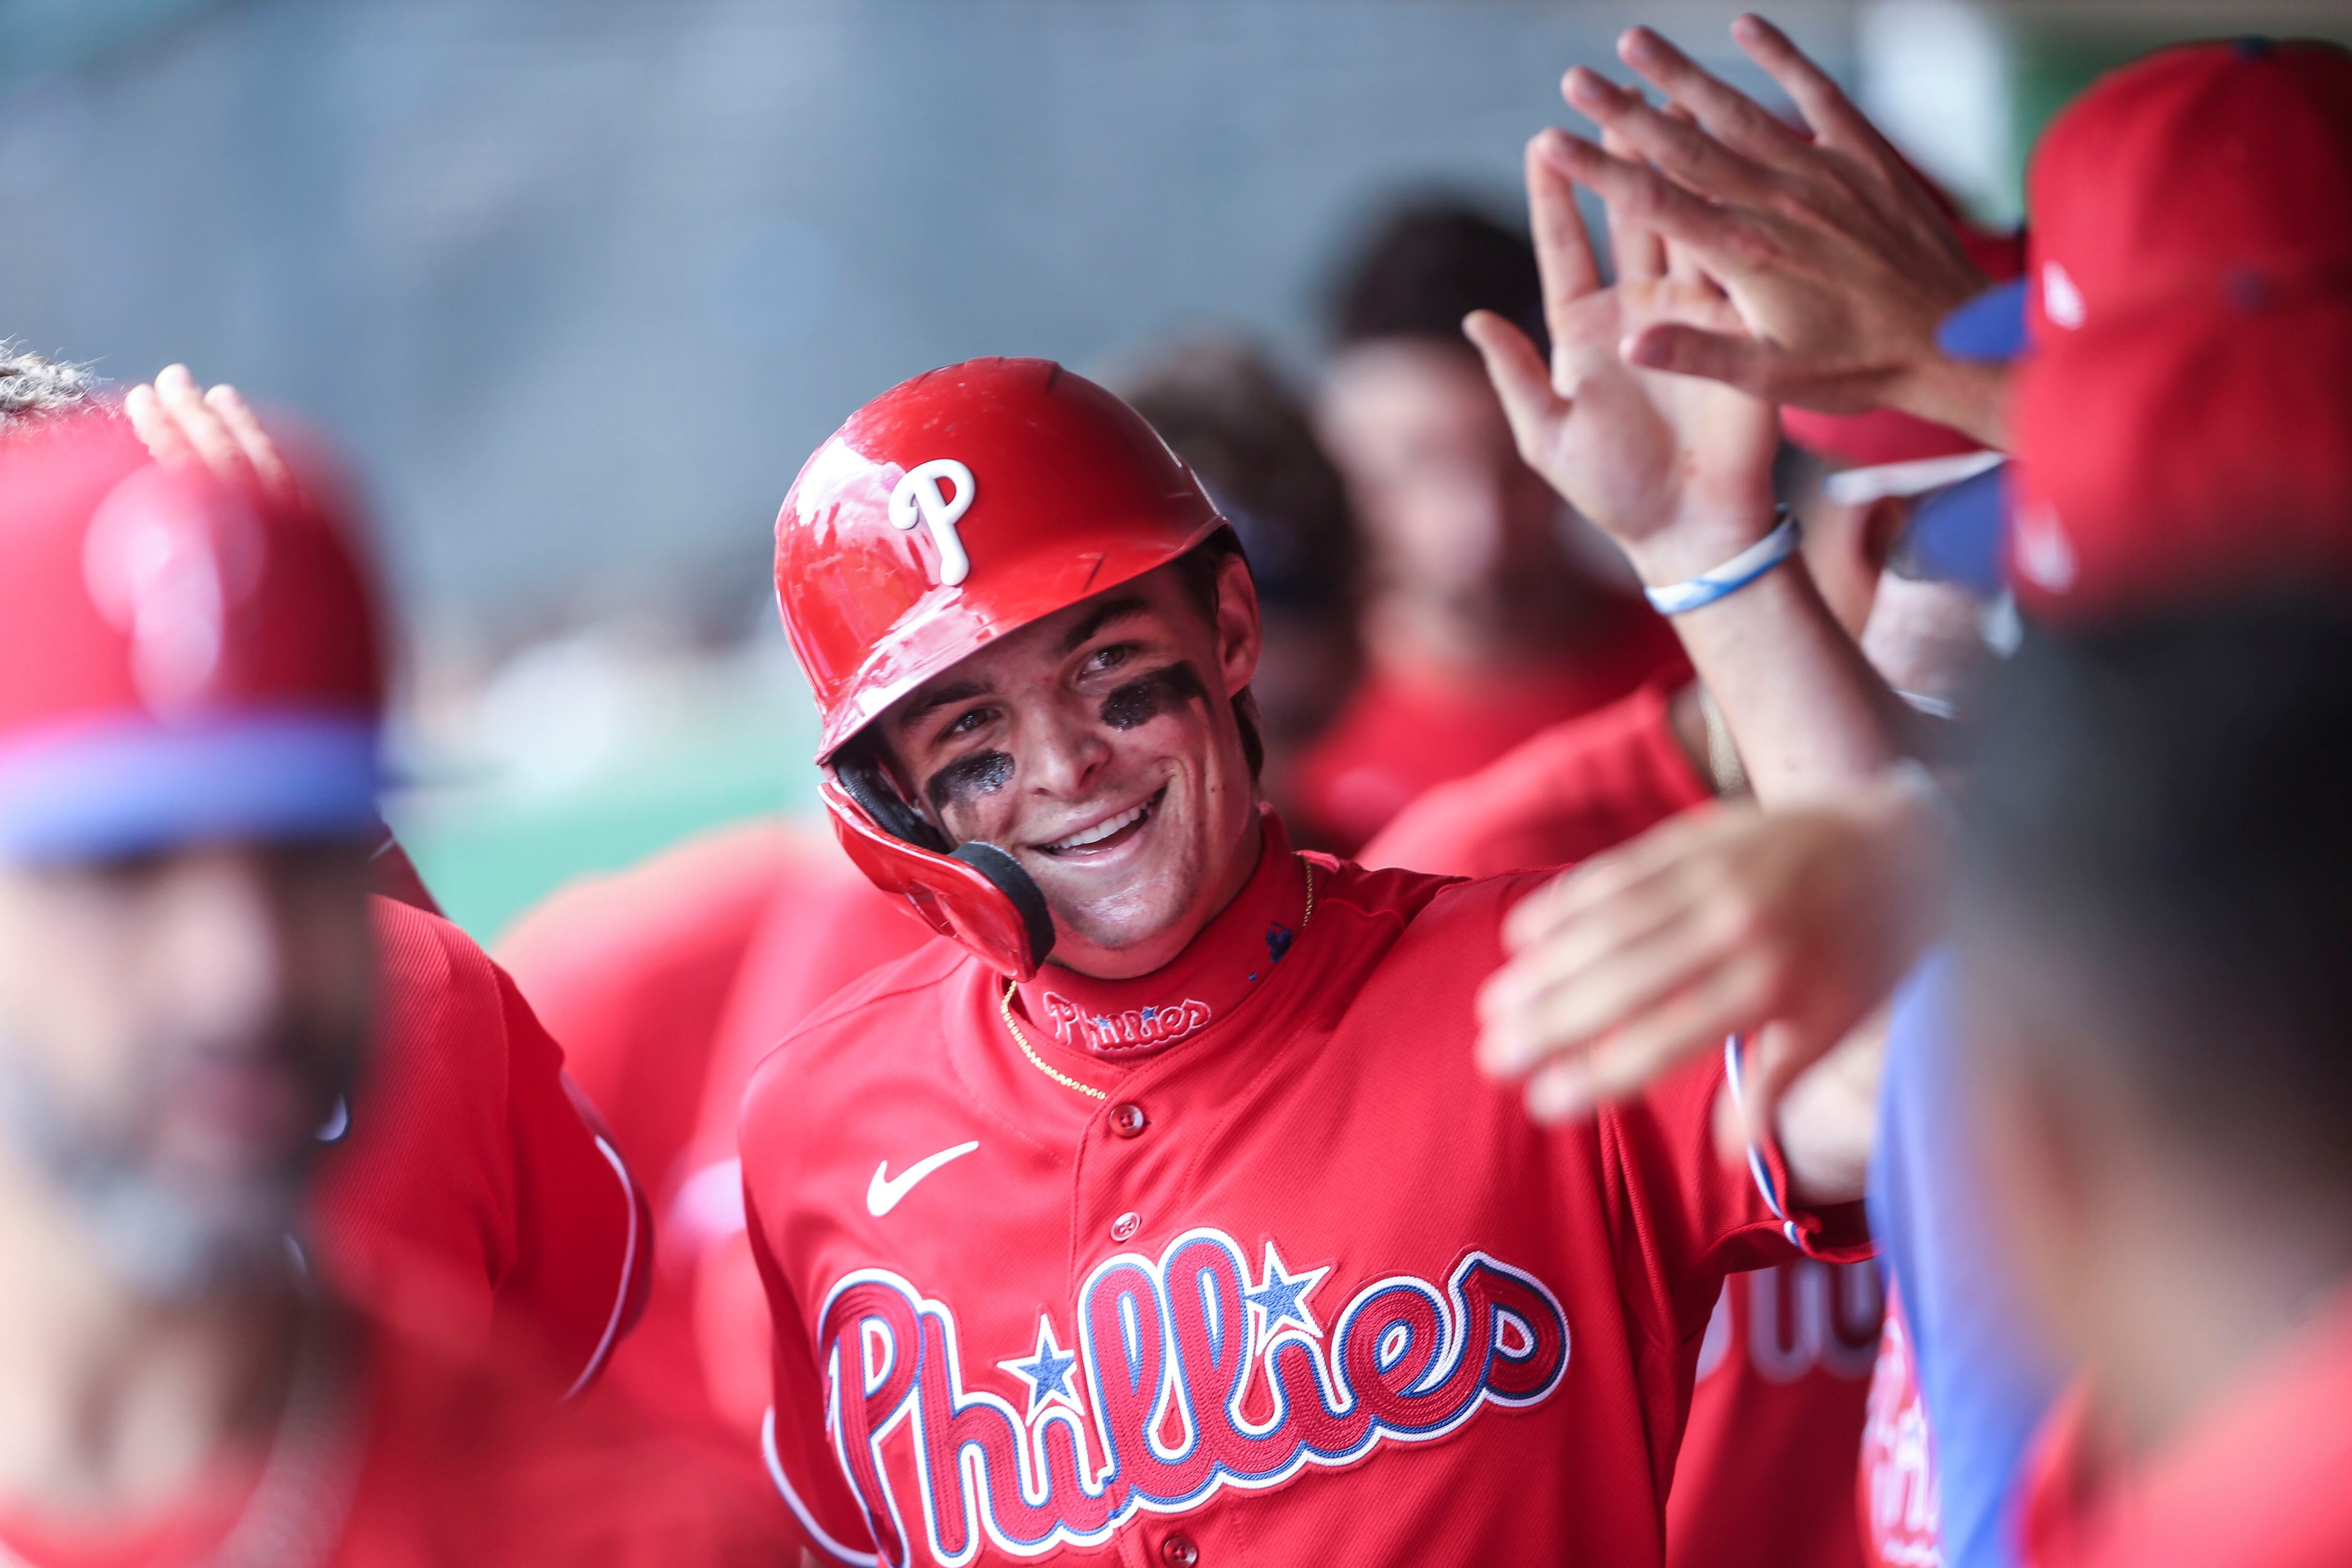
[0,411,386,862]
[1940,37,2352,362]
[2008,281,2352,623]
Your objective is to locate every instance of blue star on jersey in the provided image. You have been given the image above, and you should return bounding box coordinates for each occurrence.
[1244,1240,1329,1349]
[996,1313,1082,1420]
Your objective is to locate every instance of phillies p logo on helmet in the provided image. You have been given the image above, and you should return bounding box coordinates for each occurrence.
[890,458,975,586]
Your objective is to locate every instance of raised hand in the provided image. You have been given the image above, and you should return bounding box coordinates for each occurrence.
[1542,15,2005,446]
[124,363,305,507]
[1465,129,1781,589]
[1475,771,1947,1172]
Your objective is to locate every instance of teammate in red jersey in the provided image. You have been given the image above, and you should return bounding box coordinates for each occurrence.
[0,410,784,1566]
[501,820,929,1438]
[742,217,1884,1562]
[1361,419,1992,1568]
[111,365,653,1396]
[1299,199,1684,852]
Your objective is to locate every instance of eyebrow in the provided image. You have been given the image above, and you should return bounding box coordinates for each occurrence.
[897,676,992,726]
[1055,595,1150,657]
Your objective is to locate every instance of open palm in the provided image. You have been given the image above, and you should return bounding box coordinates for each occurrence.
[1469,130,1780,587]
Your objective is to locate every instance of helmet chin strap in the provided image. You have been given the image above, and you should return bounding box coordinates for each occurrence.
[945,842,1056,970]
[832,748,1057,970]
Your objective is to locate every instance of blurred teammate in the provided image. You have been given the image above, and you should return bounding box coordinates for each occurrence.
[1299,199,1682,850]
[1,357,652,1394]
[0,412,782,1565]
[1963,600,2352,1568]
[1120,338,1362,845]
[499,822,922,1442]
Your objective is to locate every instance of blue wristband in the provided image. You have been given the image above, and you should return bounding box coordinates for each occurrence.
[1643,509,1801,616]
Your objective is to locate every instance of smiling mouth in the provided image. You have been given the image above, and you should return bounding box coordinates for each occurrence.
[1035,787,1165,856]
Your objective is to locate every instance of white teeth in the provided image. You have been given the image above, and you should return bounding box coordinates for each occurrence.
[1046,802,1148,851]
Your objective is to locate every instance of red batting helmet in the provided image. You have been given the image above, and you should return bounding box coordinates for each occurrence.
[772,357,1228,979]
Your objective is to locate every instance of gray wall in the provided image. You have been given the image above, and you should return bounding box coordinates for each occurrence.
[0,0,1858,650]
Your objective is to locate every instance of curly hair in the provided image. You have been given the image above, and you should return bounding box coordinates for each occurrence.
[0,343,99,428]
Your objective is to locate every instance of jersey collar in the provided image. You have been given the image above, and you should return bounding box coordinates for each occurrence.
[1010,808,1307,1064]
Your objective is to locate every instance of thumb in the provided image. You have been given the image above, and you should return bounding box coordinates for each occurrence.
[1621,320,1777,396]
[1464,310,1570,464]
[1729,1019,1831,1154]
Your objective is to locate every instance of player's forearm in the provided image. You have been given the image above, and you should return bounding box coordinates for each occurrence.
[1652,536,1917,804]
[1891,353,2011,454]
[1770,1011,1887,1207]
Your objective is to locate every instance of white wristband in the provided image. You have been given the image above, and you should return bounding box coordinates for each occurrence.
[1643,509,1801,616]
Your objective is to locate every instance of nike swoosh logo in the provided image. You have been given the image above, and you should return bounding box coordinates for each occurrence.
[866,1140,980,1217]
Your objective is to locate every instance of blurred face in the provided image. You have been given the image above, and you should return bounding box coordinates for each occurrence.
[1796,485,1990,708]
[1319,341,1571,625]
[875,557,1264,980]
[0,841,374,1296]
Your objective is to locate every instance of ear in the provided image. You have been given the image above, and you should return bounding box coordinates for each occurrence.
[1859,494,1911,581]
[1211,552,1263,699]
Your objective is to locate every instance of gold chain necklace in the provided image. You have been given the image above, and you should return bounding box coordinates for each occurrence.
[998,856,1315,1100]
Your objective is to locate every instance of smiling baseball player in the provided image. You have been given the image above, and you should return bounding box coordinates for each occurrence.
[737,353,1871,1568]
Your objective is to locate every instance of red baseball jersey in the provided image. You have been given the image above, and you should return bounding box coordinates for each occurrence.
[496,820,809,1430]
[678,844,935,1439]
[1357,680,1883,1568]
[500,819,933,1439]
[740,813,1867,1567]
[1293,601,1683,853]
[1359,679,1710,878]
[0,1313,790,1568]
[2016,1288,2352,1568]
[498,819,805,1206]
[1679,1262,1881,1568]
[308,899,651,1397]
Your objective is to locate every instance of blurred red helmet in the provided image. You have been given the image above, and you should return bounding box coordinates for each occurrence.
[0,410,385,862]
[772,357,1228,978]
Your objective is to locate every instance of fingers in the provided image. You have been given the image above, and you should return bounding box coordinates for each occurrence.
[1521,955,1774,1123]
[1563,65,1783,212]
[1655,107,1727,294]
[123,382,195,465]
[203,383,299,503]
[1499,812,1705,953]
[1729,13,1882,155]
[1480,902,1744,1081]
[150,363,264,491]
[1526,130,1604,336]
[1463,310,1570,462]
[1615,25,1808,171]
[1598,126,1666,285]
[1620,320,1780,395]
[1535,131,1749,268]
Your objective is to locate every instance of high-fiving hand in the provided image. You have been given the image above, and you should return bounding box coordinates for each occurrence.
[1542,16,2006,446]
[1465,128,1782,589]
